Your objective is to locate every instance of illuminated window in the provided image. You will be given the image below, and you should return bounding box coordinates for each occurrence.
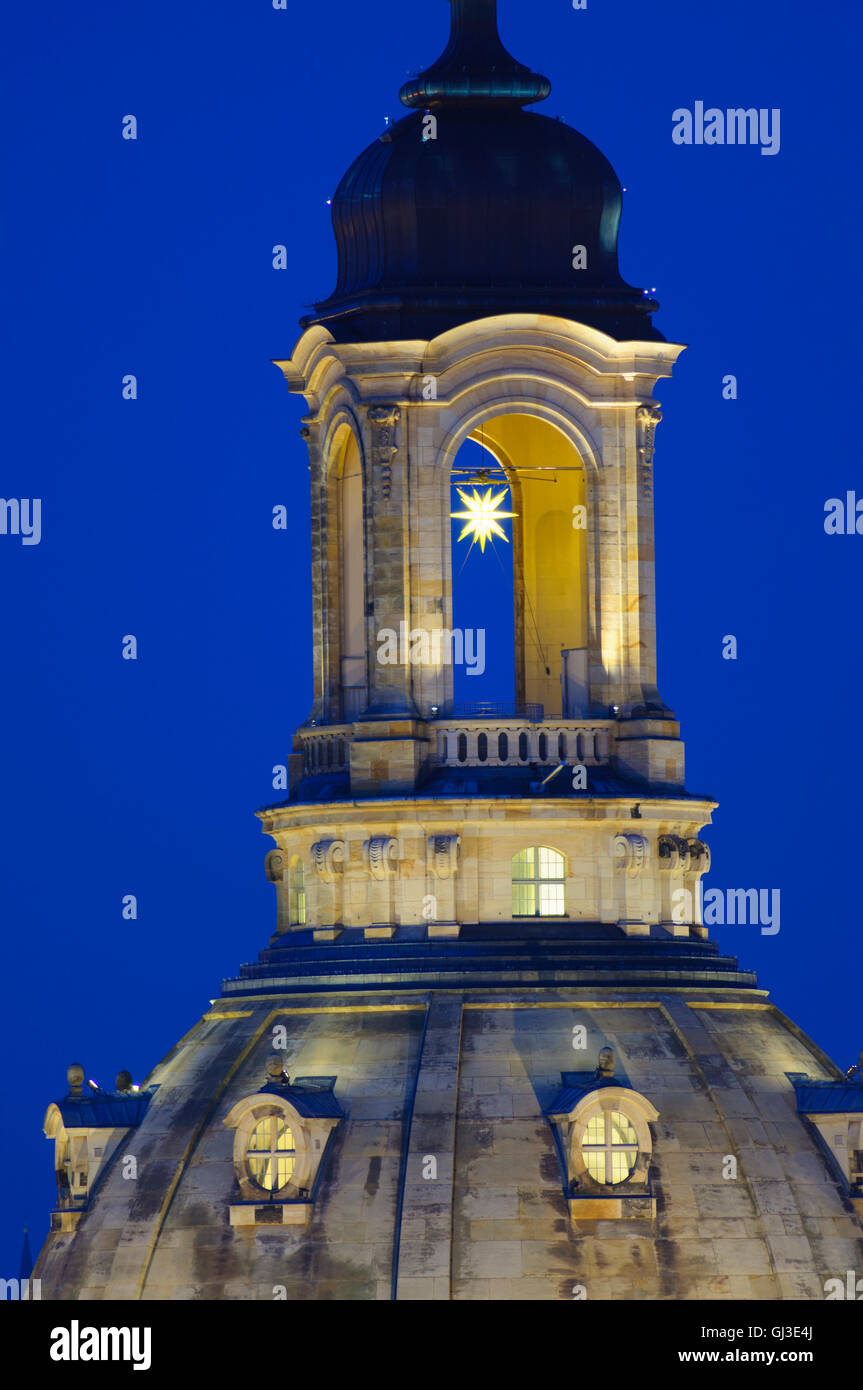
[511,846,566,917]
[289,860,306,926]
[581,1110,638,1185]
[247,1116,296,1192]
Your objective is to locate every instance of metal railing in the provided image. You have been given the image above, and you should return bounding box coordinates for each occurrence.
[442,702,544,721]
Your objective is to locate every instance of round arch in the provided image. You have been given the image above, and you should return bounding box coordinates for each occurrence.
[442,396,598,716]
[321,412,368,722]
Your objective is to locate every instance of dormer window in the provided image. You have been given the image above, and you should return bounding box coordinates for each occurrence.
[42,1063,152,1235]
[789,1072,863,1219]
[545,1050,659,1221]
[223,1063,345,1228]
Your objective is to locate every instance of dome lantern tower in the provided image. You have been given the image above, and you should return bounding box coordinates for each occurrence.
[33,0,863,1307]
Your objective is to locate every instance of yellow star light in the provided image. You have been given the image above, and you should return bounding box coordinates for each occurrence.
[450,487,517,553]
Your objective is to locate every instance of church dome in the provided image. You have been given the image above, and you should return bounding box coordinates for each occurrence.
[304,0,661,343]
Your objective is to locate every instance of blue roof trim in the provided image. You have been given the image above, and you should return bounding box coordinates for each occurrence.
[259,1077,345,1120]
[544,1070,630,1117]
[52,1092,152,1128]
[788,1074,863,1115]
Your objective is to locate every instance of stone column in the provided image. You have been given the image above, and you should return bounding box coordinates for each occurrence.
[347,404,435,794]
[658,834,689,936]
[363,835,399,939]
[363,405,415,717]
[612,832,651,936]
[409,412,453,718]
[264,849,290,936]
[310,838,345,941]
[685,838,711,939]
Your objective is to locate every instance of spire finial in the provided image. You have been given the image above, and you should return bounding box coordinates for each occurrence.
[19,1227,33,1281]
[400,0,550,110]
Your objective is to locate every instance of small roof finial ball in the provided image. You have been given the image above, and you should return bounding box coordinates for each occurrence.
[596,1047,615,1078]
[116,1070,133,1093]
[67,1063,85,1095]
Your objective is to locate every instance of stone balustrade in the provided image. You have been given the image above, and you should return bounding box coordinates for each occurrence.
[300,728,351,774]
[297,718,614,776]
[433,719,613,768]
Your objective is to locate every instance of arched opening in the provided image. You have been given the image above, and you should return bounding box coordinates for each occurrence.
[450,413,588,717]
[450,434,515,709]
[336,428,366,720]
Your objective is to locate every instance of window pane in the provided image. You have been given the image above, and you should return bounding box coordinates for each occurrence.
[249,1154,271,1188]
[609,1112,637,1145]
[512,883,536,916]
[276,1155,295,1188]
[511,848,536,877]
[538,847,564,878]
[583,1114,606,1145]
[584,1151,605,1183]
[538,883,564,916]
[249,1119,269,1151]
[609,1149,637,1184]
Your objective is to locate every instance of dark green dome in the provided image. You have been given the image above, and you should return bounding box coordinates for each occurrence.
[304,0,660,343]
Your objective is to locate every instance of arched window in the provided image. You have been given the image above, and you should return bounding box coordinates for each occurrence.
[511,846,566,917]
[247,1116,296,1192]
[289,859,306,927]
[581,1110,638,1185]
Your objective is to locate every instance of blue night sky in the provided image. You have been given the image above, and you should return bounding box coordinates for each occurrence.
[1,0,860,1275]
